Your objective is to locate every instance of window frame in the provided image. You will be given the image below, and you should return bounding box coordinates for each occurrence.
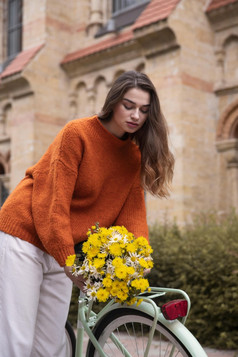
[96,0,150,37]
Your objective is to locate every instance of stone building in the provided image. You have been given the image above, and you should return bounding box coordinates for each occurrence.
[0,0,238,225]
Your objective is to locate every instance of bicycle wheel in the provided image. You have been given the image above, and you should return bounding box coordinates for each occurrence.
[65,320,76,357]
[86,308,192,357]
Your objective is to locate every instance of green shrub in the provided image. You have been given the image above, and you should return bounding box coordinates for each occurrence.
[148,211,238,349]
[68,285,79,327]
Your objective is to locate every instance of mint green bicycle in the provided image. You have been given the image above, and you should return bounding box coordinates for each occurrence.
[65,286,208,357]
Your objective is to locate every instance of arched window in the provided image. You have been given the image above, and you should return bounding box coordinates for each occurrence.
[0,162,9,206]
[233,125,238,139]
[0,163,5,175]
[230,120,238,139]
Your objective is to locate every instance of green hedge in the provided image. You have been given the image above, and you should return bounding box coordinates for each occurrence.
[148,211,238,349]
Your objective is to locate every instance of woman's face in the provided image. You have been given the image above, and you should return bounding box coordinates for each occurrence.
[106,87,151,138]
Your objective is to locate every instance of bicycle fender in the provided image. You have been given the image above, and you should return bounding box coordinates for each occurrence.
[101,301,208,357]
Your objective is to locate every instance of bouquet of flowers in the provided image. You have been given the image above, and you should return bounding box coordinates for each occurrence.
[66,224,154,305]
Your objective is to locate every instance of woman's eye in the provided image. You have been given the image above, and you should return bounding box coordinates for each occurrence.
[123,103,149,113]
[140,108,149,114]
[123,104,133,110]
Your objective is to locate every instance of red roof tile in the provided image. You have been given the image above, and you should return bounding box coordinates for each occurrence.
[133,0,181,30]
[62,0,181,65]
[62,30,133,64]
[206,0,238,12]
[0,44,44,79]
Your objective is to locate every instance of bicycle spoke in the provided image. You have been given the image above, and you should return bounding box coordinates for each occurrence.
[141,323,145,354]
[105,326,185,356]
[86,309,193,357]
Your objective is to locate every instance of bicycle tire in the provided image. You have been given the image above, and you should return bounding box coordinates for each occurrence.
[65,320,76,357]
[86,308,193,357]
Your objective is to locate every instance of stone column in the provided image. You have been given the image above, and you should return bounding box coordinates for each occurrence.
[87,87,95,116]
[69,93,77,121]
[0,109,5,136]
[214,48,225,89]
[216,139,238,212]
[87,0,103,36]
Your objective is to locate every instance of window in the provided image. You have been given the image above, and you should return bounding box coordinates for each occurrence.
[233,125,238,139]
[0,177,9,206]
[96,0,150,37]
[0,163,9,206]
[112,0,147,14]
[0,0,22,72]
[7,0,22,59]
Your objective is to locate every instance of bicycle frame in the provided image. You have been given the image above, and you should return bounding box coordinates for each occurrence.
[74,287,208,357]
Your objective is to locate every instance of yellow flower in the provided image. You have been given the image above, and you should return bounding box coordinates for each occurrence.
[127,233,134,242]
[112,280,121,289]
[112,257,123,267]
[136,236,149,247]
[126,243,137,253]
[146,246,153,254]
[119,282,129,293]
[147,260,154,268]
[82,241,90,253]
[102,276,113,288]
[97,288,110,302]
[127,297,137,305]
[117,290,128,302]
[109,243,122,256]
[65,254,76,266]
[111,287,119,296]
[126,266,135,275]
[115,265,127,279]
[131,278,149,292]
[98,252,107,258]
[88,234,101,247]
[93,258,105,269]
[139,258,149,269]
[87,246,100,259]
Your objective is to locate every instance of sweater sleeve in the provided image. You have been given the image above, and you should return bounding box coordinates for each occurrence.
[114,168,149,241]
[29,123,82,266]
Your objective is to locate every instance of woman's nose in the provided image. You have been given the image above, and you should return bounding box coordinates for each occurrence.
[131,108,140,120]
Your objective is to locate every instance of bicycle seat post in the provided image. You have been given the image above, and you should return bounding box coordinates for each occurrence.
[75,290,86,357]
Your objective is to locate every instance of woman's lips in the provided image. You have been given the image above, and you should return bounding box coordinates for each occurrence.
[126,122,139,129]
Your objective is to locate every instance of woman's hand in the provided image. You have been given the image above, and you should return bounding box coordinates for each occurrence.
[64,266,87,292]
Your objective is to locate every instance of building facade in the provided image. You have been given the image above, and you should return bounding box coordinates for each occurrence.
[0,0,238,225]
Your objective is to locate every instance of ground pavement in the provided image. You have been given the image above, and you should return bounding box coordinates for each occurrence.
[204,348,237,357]
[80,331,237,356]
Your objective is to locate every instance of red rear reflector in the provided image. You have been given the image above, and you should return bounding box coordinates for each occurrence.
[161,299,188,320]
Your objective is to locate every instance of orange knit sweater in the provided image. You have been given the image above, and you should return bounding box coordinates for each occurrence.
[0,116,148,266]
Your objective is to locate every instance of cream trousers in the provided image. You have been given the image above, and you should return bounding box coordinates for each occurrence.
[0,231,73,357]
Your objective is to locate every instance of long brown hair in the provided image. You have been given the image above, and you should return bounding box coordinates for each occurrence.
[98,70,174,198]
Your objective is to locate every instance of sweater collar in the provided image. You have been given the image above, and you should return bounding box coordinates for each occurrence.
[94,116,131,147]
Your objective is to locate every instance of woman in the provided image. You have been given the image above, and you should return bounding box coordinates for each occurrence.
[0,71,174,356]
